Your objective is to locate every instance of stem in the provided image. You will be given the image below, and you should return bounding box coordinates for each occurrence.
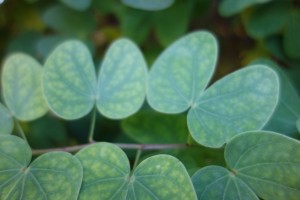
[187,134,193,146]
[15,120,28,143]
[88,107,97,143]
[32,143,189,156]
[131,148,142,173]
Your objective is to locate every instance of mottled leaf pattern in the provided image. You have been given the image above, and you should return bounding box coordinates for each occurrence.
[76,142,197,200]
[0,135,83,200]
[0,103,13,134]
[2,53,48,121]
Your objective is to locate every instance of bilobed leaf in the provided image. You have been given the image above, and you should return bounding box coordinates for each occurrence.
[192,131,300,200]
[147,31,218,113]
[76,142,197,199]
[252,59,300,138]
[0,103,13,134]
[43,40,97,119]
[59,0,92,11]
[121,111,188,143]
[2,53,48,121]
[97,39,147,119]
[122,0,175,11]
[283,11,300,59]
[219,0,272,16]
[0,135,83,200]
[188,65,279,147]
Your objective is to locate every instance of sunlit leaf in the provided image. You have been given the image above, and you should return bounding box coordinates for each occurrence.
[121,111,188,143]
[0,103,13,134]
[43,40,97,119]
[0,135,83,199]
[2,53,48,121]
[192,131,300,200]
[97,39,147,119]
[188,65,279,147]
[283,11,300,59]
[147,31,218,113]
[76,142,197,199]
[122,0,175,11]
[59,0,92,11]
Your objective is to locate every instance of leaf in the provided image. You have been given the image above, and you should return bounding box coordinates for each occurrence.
[0,103,13,134]
[122,0,175,11]
[76,142,197,199]
[121,111,188,143]
[219,0,272,16]
[188,65,279,147]
[96,39,147,119]
[2,53,48,121]
[43,40,97,119]
[297,119,300,133]
[36,35,68,60]
[283,11,300,59]
[42,5,95,38]
[147,31,218,113]
[0,135,83,200]
[59,0,92,11]
[192,131,300,200]
[252,59,300,138]
[245,1,290,39]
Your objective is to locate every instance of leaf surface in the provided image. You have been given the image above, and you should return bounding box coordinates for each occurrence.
[97,39,147,119]
[0,103,13,134]
[2,53,48,121]
[59,0,92,11]
[122,0,175,11]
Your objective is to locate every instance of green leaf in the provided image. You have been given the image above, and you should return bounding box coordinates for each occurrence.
[2,53,48,121]
[245,1,290,39]
[283,11,300,59]
[121,111,188,143]
[147,31,218,113]
[42,5,95,38]
[0,135,83,200]
[43,40,97,119]
[252,59,300,138]
[122,0,175,11]
[59,0,92,11]
[192,131,300,200]
[96,39,147,119]
[0,103,13,134]
[36,35,68,60]
[76,142,197,199]
[188,65,279,147]
[219,0,272,16]
[297,119,300,133]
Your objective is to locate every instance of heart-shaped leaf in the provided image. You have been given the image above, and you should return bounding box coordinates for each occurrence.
[192,131,300,200]
[59,0,92,11]
[147,31,218,114]
[43,40,97,120]
[0,135,83,200]
[121,111,188,143]
[97,39,148,119]
[122,0,175,11]
[2,53,48,121]
[0,103,13,135]
[188,65,279,147]
[76,142,197,199]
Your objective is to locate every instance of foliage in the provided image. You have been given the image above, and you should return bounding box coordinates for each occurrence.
[0,0,300,199]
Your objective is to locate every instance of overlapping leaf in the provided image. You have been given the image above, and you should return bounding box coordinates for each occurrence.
[122,0,175,11]
[59,0,92,11]
[192,131,300,200]
[2,53,48,121]
[0,103,13,134]
[76,142,197,199]
[0,135,83,200]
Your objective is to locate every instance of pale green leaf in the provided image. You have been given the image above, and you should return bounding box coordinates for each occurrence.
[0,103,13,134]
[43,40,97,120]
[219,0,272,16]
[122,0,175,11]
[283,11,300,59]
[0,135,83,200]
[188,65,279,147]
[76,142,197,199]
[59,0,92,11]
[252,59,300,138]
[147,31,218,113]
[96,39,147,119]
[2,53,48,121]
[192,131,300,200]
[192,166,258,200]
[121,111,188,143]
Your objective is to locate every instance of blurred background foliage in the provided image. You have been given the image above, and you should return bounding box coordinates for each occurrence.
[0,0,299,171]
